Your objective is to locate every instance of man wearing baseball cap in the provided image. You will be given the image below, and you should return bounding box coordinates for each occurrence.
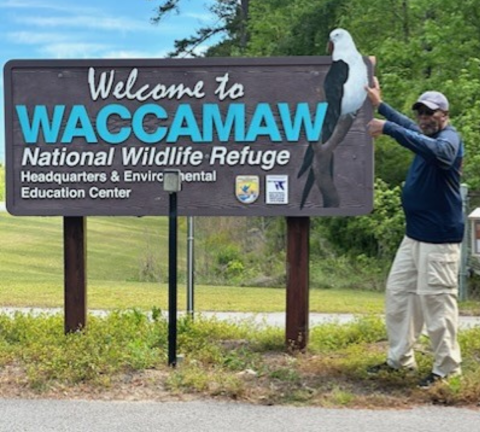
[365,80,464,388]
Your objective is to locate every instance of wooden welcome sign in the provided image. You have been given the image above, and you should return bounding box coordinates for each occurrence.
[4,57,373,217]
[4,55,374,349]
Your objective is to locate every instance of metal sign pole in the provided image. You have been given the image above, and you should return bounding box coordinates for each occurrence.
[187,216,195,317]
[164,169,182,367]
[168,191,178,366]
[459,184,469,301]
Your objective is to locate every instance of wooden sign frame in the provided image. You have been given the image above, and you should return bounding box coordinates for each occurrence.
[4,57,373,217]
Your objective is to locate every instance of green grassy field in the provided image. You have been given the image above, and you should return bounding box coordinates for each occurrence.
[1,213,183,281]
[0,164,4,201]
[0,212,385,313]
[2,211,480,315]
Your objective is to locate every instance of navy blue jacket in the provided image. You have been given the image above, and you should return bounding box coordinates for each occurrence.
[379,102,465,243]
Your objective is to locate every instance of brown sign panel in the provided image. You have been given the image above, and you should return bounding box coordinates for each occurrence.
[4,57,373,216]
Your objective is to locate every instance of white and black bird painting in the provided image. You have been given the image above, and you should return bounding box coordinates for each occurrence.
[298,28,369,208]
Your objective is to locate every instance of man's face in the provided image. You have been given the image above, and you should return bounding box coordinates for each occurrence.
[415,105,448,136]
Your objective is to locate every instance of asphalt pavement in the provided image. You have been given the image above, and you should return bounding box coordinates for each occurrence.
[1,399,479,432]
[2,307,480,329]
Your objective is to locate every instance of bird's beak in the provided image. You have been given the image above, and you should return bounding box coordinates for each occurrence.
[326,40,333,55]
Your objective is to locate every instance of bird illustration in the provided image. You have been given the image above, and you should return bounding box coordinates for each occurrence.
[298,28,368,208]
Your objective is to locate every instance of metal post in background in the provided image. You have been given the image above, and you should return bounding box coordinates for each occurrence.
[187,216,195,317]
[460,183,469,302]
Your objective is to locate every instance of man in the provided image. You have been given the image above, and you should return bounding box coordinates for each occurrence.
[365,78,464,388]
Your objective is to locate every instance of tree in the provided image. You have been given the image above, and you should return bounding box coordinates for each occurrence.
[245,0,480,188]
[339,0,480,188]
[147,0,480,274]
[247,0,348,57]
[150,0,249,57]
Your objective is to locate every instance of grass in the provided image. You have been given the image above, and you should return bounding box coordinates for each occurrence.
[0,164,4,201]
[1,310,480,407]
[2,212,480,314]
[0,213,182,284]
[0,211,385,313]
[1,281,384,313]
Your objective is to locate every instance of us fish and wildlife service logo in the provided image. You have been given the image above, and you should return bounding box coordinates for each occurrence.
[235,175,260,204]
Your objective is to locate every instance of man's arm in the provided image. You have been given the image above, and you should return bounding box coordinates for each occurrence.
[379,103,419,132]
[383,124,461,169]
[365,76,419,131]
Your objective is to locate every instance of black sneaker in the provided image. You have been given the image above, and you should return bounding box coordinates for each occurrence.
[418,372,443,388]
[367,362,396,374]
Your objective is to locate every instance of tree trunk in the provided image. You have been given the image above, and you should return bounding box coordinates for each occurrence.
[239,0,250,49]
[402,0,409,41]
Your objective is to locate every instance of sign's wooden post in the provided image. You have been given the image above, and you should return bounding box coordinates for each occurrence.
[286,216,309,351]
[64,217,87,333]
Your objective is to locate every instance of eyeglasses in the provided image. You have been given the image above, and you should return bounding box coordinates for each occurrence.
[415,106,437,117]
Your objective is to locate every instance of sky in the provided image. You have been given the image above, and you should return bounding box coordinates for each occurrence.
[0,0,218,163]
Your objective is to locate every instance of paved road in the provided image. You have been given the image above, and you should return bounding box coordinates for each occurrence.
[1,399,479,432]
[2,307,480,329]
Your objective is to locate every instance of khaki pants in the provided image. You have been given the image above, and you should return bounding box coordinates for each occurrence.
[385,236,462,377]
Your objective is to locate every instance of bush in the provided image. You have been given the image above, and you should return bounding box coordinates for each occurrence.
[310,254,390,291]
[314,178,404,261]
[195,217,286,287]
[0,310,166,387]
